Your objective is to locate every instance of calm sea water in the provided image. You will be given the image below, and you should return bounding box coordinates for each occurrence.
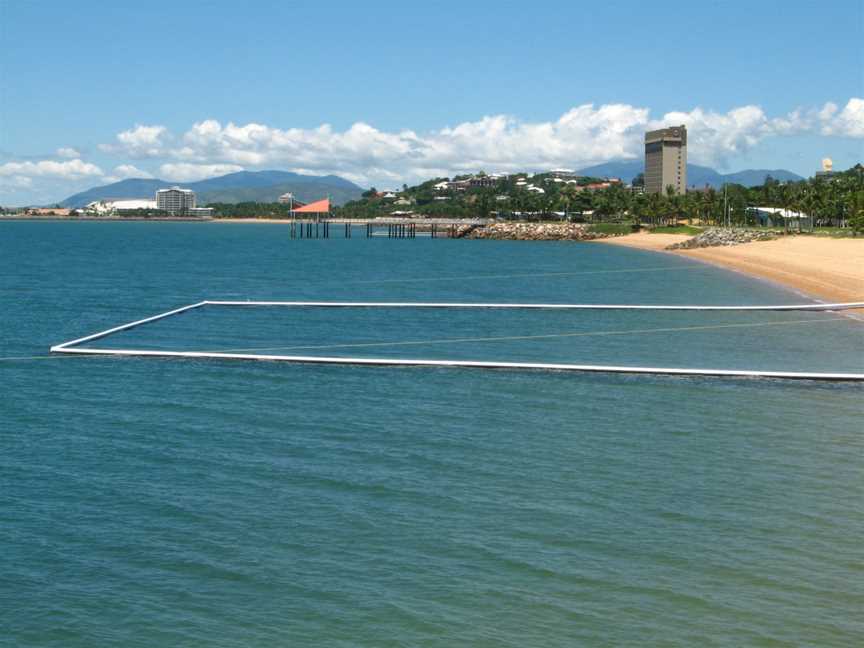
[2,221,862,647]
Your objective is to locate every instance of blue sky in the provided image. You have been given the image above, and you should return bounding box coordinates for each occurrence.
[1,0,862,204]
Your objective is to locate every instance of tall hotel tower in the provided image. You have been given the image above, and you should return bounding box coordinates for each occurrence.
[645,125,687,194]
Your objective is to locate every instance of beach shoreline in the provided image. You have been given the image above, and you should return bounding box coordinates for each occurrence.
[596,232,864,306]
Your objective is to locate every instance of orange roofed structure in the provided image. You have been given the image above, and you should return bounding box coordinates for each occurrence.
[291,198,330,216]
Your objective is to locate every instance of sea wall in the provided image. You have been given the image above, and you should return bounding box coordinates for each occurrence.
[455,222,622,241]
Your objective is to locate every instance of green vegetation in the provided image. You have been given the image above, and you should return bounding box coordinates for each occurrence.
[804,227,859,238]
[205,202,295,218]
[635,167,864,231]
[333,165,864,234]
[650,225,702,235]
[335,172,613,221]
[588,223,636,235]
[108,208,169,218]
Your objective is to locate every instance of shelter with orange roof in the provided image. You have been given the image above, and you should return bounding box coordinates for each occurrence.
[290,198,330,221]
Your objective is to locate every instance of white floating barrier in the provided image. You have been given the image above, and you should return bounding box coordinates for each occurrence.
[50,300,864,382]
[205,300,864,311]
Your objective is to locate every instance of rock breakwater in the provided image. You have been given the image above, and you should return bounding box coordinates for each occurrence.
[456,222,622,241]
[667,228,780,250]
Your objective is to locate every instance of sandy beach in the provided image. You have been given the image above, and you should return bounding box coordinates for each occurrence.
[601,233,864,304]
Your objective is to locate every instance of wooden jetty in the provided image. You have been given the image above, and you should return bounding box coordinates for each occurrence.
[287,218,488,239]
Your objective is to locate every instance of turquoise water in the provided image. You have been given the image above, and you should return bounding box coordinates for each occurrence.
[2,221,863,646]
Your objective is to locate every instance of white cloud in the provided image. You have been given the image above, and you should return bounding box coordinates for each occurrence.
[94,97,864,186]
[132,108,654,183]
[0,159,105,202]
[646,105,794,167]
[819,98,864,137]
[101,164,154,183]
[100,124,169,157]
[3,98,859,206]
[0,159,104,179]
[113,163,152,178]
[1,175,33,189]
[158,162,244,182]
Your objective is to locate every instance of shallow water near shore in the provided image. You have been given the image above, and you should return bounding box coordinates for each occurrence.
[2,221,863,647]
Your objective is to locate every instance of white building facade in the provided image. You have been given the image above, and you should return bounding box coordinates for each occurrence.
[156,187,196,215]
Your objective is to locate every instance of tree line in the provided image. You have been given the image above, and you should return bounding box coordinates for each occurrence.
[205,202,295,218]
[333,166,864,233]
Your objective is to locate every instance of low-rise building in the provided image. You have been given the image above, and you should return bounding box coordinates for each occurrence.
[86,199,158,215]
[468,175,499,188]
[748,206,811,225]
[24,207,73,216]
[83,197,211,217]
[571,181,618,192]
[548,168,579,179]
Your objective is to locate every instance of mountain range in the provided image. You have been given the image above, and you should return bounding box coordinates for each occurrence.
[61,163,805,207]
[575,161,804,187]
[60,170,364,208]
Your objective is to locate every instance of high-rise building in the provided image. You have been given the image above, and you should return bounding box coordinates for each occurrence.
[644,125,687,194]
[156,187,196,215]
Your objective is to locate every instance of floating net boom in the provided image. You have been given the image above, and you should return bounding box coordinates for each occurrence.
[50,300,864,381]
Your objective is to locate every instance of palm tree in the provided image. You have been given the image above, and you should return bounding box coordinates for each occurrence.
[593,192,611,221]
[646,192,662,226]
[777,184,794,233]
[631,193,648,227]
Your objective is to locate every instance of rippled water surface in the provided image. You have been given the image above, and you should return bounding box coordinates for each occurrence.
[2,221,863,646]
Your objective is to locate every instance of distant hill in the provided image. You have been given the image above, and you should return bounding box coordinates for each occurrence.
[575,160,803,188]
[60,170,365,207]
[721,168,805,186]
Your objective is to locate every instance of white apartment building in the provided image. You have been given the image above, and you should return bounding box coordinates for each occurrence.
[156,187,196,215]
